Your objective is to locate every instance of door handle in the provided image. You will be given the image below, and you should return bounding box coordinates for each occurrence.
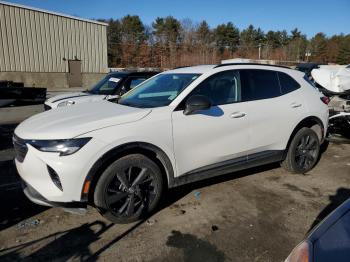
[230,112,246,118]
[291,102,302,108]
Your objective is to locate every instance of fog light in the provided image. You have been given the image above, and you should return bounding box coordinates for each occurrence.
[47,165,63,191]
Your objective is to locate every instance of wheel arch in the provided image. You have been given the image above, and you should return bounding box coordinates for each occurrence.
[81,142,175,203]
[284,116,325,158]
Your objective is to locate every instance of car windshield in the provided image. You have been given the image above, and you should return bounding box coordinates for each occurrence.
[118,73,200,108]
[88,73,126,95]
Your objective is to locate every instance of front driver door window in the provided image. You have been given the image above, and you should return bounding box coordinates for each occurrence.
[172,70,250,176]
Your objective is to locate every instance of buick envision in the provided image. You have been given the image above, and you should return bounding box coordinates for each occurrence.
[14,64,329,223]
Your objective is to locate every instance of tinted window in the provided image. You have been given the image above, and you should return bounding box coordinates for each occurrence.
[118,77,148,95]
[190,70,240,106]
[130,78,147,89]
[278,72,300,94]
[88,73,127,95]
[240,69,281,101]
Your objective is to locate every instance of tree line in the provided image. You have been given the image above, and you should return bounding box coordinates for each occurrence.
[98,15,350,69]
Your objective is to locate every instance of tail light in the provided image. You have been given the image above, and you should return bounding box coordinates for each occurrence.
[285,241,311,262]
[320,96,330,105]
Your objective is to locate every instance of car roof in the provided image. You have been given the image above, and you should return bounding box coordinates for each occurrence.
[165,63,295,74]
[214,63,291,70]
[165,65,216,74]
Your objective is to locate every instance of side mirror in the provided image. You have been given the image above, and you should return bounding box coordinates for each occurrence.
[183,95,211,115]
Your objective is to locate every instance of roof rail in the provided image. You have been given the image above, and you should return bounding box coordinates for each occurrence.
[214,63,291,69]
[173,65,191,69]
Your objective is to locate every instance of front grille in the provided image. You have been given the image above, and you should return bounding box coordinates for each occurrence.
[44,104,51,111]
[13,134,28,162]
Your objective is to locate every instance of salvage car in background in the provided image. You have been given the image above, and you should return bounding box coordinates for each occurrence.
[44,71,159,110]
[285,197,350,262]
[295,63,323,78]
[311,65,350,137]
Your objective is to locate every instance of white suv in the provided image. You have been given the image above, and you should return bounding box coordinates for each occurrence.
[14,64,329,223]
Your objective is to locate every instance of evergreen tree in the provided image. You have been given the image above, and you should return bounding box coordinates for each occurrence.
[214,22,240,53]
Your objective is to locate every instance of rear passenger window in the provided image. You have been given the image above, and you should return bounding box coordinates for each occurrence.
[240,69,281,101]
[278,72,300,94]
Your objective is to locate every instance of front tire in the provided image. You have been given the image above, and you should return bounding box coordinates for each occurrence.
[94,154,163,224]
[281,127,320,174]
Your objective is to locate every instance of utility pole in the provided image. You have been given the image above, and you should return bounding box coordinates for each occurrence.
[305,51,311,62]
[258,43,262,60]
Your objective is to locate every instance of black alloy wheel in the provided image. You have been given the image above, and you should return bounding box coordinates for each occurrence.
[294,133,319,171]
[105,166,156,218]
[94,154,163,223]
[281,127,320,174]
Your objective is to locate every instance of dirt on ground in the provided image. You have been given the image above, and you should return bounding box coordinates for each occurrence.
[0,106,350,262]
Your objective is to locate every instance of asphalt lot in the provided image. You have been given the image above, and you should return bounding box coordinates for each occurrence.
[0,105,350,261]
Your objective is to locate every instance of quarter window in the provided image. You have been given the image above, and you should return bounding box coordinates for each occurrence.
[278,72,300,94]
[189,70,241,106]
[240,69,281,101]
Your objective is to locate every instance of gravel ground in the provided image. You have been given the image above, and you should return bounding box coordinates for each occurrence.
[0,106,350,262]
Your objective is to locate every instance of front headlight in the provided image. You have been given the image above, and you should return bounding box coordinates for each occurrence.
[28,137,91,156]
[57,100,75,107]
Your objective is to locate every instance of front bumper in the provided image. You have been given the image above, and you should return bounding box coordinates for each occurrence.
[22,180,86,208]
[14,136,107,203]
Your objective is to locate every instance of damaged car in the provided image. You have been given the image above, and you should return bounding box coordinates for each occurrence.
[311,64,350,137]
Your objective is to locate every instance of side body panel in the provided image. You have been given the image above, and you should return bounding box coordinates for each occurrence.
[171,103,250,176]
[244,88,307,154]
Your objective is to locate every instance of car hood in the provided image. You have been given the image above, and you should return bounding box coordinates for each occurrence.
[46,92,93,104]
[15,101,151,139]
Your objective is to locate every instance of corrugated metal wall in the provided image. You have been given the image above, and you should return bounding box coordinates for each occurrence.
[0,3,108,73]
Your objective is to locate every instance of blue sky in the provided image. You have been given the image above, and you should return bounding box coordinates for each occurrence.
[5,0,350,37]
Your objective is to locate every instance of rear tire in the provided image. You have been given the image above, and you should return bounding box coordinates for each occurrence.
[281,127,320,174]
[94,154,163,224]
